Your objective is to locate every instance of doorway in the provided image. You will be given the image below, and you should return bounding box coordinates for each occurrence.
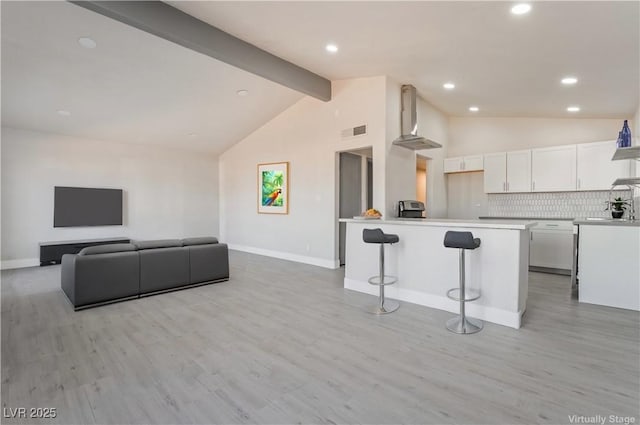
[338,147,373,266]
[416,155,428,213]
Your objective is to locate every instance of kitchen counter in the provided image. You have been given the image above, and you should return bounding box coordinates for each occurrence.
[577,223,639,311]
[574,218,640,227]
[342,218,532,328]
[341,218,536,230]
[479,216,574,221]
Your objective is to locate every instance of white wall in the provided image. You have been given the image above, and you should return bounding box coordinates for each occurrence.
[384,77,418,217]
[218,76,452,267]
[219,77,387,268]
[417,99,449,218]
[448,117,627,157]
[447,172,488,219]
[1,127,219,268]
[633,106,640,204]
[446,116,630,219]
[634,105,640,146]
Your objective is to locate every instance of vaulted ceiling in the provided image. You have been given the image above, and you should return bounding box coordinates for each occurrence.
[171,1,639,118]
[1,1,304,153]
[2,1,638,154]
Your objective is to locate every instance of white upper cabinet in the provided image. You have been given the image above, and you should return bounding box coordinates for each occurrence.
[576,141,631,191]
[483,152,507,193]
[506,150,531,192]
[463,155,484,172]
[444,157,463,173]
[483,151,531,193]
[444,155,484,173]
[531,145,577,192]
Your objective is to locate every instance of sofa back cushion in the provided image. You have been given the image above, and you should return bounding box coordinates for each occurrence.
[134,239,182,250]
[182,237,218,246]
[138,247,189,293]
[78,243,137,256]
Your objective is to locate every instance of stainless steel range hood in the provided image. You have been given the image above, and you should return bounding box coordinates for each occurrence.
[392,85,442,150]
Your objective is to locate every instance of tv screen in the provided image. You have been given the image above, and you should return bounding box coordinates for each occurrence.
[54,186,123,227]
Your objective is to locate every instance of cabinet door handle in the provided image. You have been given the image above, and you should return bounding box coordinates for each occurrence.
[507,182,510,192]
[461,161,465,170]
[577,178,581,189]
[532,181,535,191]
[531,232,533,241]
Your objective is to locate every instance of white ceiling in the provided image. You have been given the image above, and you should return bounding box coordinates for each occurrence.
[171,1,640,118]
[2,2,638,155]
[1,1,304,154]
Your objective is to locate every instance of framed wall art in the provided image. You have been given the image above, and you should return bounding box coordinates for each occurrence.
[257,162,289,214]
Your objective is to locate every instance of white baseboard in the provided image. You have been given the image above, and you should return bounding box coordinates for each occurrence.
[228,244,340,269]
[344,278,523,329]
[1,258,40,270]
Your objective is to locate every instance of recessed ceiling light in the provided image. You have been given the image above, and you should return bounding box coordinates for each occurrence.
[561,76,578,85]
[567,106,580,112]
[78,37,97,49]
[443,82,455,90]
[188,133,197,137]
[469,106,479,112]
[511,3,532,15]
[57,109,71,116]
[325,44,338,53]
[236,89,249,96]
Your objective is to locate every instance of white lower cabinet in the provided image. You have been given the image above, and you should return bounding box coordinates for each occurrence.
[529,221,573,271]
[578,224,639,311]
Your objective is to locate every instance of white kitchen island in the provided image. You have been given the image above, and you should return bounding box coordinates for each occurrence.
[341,218,536,329]
[575,219,640,311]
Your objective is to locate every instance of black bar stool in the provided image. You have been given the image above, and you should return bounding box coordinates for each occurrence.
[362,228,400,314]
[444,231,483,334]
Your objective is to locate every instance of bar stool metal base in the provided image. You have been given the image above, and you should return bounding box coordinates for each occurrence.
[446,315,483,334]
[365,300,400,315]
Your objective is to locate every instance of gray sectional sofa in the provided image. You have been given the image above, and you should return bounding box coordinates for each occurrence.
[61,237,229,310]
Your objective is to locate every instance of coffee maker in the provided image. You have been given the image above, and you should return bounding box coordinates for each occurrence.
[397,200,425,218]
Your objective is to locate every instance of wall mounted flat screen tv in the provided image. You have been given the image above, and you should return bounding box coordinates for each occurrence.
[54,186,123,227]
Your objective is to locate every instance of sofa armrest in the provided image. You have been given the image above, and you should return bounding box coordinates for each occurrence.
[61,254,77,306]
[188,243,229,284]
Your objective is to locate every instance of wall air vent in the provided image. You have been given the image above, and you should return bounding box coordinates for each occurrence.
[341,124,367,139]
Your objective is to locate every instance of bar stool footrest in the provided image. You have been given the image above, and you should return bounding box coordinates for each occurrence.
[446,288,481,302]
[368,275,397,286]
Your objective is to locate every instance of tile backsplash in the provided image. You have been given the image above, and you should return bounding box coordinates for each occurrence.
[487,190,632,218]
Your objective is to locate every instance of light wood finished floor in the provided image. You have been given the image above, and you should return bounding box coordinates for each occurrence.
[2,251,639,425]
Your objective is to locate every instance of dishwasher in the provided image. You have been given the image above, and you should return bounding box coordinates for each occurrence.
[529,220,574,275]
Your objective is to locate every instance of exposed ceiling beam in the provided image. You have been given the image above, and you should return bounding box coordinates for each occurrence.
[69,1,332,101]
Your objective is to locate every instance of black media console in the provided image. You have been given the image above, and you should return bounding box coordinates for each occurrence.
[39,237,130,266]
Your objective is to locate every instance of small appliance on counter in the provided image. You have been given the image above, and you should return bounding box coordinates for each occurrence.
[398,200,425,218]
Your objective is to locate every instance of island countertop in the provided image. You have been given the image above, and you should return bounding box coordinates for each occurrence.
[574,218,640,227]
[340,217,537,230]
[342,218,532,328]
